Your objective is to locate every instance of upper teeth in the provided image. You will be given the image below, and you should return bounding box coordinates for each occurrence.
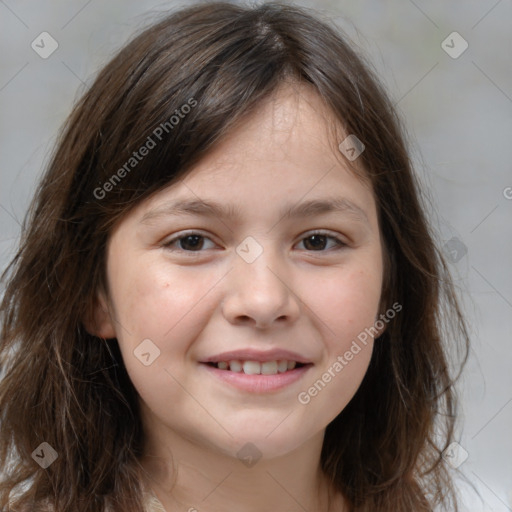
[214,360,297,374]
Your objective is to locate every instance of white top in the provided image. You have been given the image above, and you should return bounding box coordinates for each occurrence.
[143,490,167,512]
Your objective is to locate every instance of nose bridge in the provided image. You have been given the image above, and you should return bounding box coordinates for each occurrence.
[235,237,287,297]
[222,236,299,327]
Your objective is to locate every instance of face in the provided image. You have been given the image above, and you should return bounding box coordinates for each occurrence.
[95,82,385,460]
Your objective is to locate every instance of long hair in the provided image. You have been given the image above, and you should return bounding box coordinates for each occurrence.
[0,2,470,511]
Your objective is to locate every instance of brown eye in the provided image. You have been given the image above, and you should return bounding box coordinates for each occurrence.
[163,233,216,252]
[298,233,345,251]
[177,235,204,251]
[303,234,328,251]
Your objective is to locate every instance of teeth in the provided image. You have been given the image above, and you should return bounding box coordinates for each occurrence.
[213,359,302,374]
[261,361,278,375]
[229,360,243,373]
[243,361,261,375]
[277,360,288,373]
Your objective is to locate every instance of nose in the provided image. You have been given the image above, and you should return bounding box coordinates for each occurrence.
[221,248,301,329]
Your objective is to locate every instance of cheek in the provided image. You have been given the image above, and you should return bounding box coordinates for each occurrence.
[108,257,228,392]
[312,266,382,341]
[109,261,221,414]
[297,265,380,416]
[296,267,378,426]
[303,340,373,428]
[109,255,216,340]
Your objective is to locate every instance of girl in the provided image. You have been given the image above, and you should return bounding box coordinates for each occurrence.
[0,2,470,511]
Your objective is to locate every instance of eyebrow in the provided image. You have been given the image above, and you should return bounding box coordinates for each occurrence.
[140,197,369,225]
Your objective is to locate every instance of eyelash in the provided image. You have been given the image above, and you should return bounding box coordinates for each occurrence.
[162,230,347,254]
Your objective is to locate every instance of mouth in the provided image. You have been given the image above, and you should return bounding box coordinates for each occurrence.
[199,359,313,393]
[204,359,307,375]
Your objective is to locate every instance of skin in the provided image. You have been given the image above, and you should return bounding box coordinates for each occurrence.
[90,81,386,512]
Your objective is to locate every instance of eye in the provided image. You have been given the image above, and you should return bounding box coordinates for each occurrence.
[163,232,216,252]
[162,230,346,254]
[296,232,346,252]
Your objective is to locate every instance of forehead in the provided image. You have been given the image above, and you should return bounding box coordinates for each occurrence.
[195,81,357,173]
[123,81,377,228]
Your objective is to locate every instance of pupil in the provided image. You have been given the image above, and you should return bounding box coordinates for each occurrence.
[181,235,203,250]
[304,235,326,250]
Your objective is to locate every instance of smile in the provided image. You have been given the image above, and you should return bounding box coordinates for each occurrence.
[200,361,313,393]
[206,359,304,375]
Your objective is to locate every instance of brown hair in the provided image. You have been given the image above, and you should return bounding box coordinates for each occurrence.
[0,2,470,511]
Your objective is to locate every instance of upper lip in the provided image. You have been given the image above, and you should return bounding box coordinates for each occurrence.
[200,348,313,364]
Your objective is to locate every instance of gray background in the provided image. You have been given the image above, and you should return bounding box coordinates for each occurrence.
[1,1,511,510]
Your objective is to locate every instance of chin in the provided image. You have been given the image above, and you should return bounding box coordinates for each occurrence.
[221,430,310,462]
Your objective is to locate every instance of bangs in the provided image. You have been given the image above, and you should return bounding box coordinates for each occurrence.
[74,3,380,229]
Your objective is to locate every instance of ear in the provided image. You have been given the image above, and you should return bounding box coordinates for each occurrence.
[83,289,117,339]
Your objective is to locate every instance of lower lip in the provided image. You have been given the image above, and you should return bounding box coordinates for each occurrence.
[200,363,313,393]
